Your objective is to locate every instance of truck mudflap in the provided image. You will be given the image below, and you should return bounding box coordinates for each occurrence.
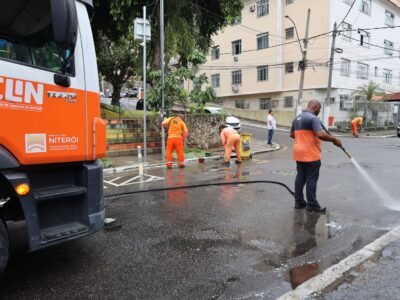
[1,160,104,251]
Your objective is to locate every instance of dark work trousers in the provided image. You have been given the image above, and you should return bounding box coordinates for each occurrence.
[267,129,274,145]
[295,160,321,207]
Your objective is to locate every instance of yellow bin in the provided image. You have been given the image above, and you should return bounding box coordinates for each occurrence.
[239,133,252,160]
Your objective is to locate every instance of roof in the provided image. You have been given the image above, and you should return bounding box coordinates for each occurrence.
[388,92,400,101]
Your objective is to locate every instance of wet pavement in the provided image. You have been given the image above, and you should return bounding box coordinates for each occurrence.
[1,126,400,299]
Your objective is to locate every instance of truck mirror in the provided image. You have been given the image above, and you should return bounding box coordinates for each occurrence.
[50,0,78,51]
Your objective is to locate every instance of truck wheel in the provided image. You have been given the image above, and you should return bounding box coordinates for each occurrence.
[0,219,9,273]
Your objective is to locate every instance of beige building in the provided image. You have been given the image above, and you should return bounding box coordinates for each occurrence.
[201,0,400,126]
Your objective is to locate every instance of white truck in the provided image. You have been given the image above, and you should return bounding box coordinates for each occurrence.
[0,0,106,272]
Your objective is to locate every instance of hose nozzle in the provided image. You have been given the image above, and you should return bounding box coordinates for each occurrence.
[340,146,352,159]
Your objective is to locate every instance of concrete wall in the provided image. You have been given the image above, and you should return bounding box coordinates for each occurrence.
[149,114,226,150]
[224,107,295,127]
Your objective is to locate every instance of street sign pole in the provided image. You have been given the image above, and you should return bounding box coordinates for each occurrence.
[160,0,166,161]
[143,6,147,162]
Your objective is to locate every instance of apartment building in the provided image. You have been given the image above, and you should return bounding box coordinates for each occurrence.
[201,0,400,126]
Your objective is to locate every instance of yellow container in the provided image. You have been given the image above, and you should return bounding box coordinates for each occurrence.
[239,133,252,160]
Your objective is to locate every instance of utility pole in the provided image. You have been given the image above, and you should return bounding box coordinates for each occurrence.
[324,22,338,127]
[160,0,166,160]
[297,8,311,116]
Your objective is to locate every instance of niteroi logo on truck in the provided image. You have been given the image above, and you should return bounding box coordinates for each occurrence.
[0,76,44,111]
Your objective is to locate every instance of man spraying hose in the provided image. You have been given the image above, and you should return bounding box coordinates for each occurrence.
[162,114,188,168]
[219,124,242,167]
[351,116,365,137]
[290,100,343,213]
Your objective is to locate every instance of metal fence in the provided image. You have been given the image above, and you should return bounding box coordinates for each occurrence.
[329,101,400,130]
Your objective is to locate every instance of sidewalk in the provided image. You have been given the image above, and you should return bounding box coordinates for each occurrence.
[324,238,400,299]
[278,224,400,299]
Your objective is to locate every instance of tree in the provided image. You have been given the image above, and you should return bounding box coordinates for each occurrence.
[96,32,140,106]
[352,80,386,101]
[93,0,243,68]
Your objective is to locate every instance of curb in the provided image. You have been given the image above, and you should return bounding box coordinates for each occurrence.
[277,224,400,299]
[103,144,281,175]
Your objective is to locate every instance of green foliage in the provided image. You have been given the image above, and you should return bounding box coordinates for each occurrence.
[352,80,386,101]
[96,32,141,106]
[92,0,243,68]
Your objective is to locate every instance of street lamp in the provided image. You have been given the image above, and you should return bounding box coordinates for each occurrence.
[285,15,303,54]
[284,10,311,115]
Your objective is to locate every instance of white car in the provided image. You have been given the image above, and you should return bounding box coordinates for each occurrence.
[204,107,241,131]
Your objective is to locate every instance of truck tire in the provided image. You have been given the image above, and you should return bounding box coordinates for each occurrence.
[0,219,9,273]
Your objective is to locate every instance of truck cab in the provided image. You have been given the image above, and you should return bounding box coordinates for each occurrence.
[0,0,106,272]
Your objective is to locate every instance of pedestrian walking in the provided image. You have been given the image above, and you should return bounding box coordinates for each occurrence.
[290,100,342,213]
[351,116,365,137]
[162,114,188,168]
[219,124,242,167]
[266,109,276,146]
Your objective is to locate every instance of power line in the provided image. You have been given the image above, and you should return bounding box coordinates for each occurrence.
[337,0,356,28]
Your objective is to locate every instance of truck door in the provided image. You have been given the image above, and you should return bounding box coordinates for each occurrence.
[0,0,89,165]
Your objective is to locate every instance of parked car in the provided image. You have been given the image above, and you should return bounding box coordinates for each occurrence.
[127,88,138,97]
[204,106,241,131]
[397,122,400,137]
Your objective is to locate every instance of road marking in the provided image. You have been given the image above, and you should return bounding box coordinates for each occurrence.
[104,173,164,188]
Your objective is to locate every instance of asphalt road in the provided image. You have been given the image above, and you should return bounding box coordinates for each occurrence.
[1,126,399,299]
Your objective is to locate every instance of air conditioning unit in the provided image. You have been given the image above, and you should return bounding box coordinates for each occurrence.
[233,55,239,62]
[249,5,255,12]
[232,85,239,93]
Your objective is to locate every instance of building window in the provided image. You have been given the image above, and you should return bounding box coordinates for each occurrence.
[232,40,242,55]
[375,66,378,77]
[232,70,242,85]
[235,100,245,109]
[211,46,220,60]
[285,62,294,73]
[215,98,224,105]
[341,23,352,42]
[272,100,279,108]
[284,96,293,108]
[340,94,351,111]
[340,58,350,77]
[211,74,220,88]
[359,30,370,48]
[260,98,272,110]
[256,0,268,17]
[285,27,294,40]
[257,65,268,81]
[385,10,395,26]
[357,62,369,79]
[286,0,294,4]
[384,40,394,56]
[257,32,269,49]
[383,69,392,84]
[360,0,371,15]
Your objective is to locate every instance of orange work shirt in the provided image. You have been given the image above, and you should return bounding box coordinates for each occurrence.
[162,117,188,139]
[290,111,323,162]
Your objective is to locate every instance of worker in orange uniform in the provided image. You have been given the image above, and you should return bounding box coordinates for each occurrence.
[219,124,242,166]
[162,114,188,168]
[351,116,365,137]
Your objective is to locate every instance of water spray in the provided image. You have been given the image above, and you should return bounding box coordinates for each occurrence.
[320,123,352,159]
